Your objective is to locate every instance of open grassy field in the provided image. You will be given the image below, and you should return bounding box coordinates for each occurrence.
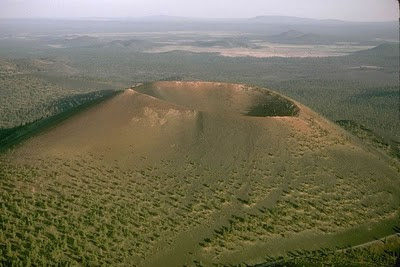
[1,82,399,266]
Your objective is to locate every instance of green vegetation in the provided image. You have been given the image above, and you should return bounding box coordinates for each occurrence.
[0,59,123,129]
[254,233,400,267]
[336,120,400,159]
[1,143,399,266]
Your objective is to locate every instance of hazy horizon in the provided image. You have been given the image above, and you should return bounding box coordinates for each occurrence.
[0,14,398,23]
[0,0,398,22]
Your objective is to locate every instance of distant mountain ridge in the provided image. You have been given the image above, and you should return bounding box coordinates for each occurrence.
[129,15,397,24]
[353,43,399,57]
[248,15,346,24]
[266,29,332,44]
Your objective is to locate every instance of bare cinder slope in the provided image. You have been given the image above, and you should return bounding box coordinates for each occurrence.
[1,82,399,266]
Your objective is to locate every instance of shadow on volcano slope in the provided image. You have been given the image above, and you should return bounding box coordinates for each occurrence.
[1,81,399,267]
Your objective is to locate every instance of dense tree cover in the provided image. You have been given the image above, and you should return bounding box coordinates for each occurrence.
[0,59,122,128]
[255,233,400,267]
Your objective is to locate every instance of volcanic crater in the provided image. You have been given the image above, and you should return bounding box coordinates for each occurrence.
[2,81,399,266]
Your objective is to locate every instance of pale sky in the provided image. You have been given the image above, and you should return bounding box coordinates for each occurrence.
[0,0,398,21]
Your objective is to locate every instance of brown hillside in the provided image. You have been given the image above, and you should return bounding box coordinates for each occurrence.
[2,81,399,266]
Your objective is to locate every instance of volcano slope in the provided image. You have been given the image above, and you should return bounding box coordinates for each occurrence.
[1,81,399,266]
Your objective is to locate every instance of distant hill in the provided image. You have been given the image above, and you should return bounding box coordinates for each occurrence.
[61,36,100,47]
[104,39,147,47]
[353,43,399,58]
[102,39,158,49]
[129,15,199,22]
[125,15,393,25]
[266,30,332,44]
[248,16,345,25]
